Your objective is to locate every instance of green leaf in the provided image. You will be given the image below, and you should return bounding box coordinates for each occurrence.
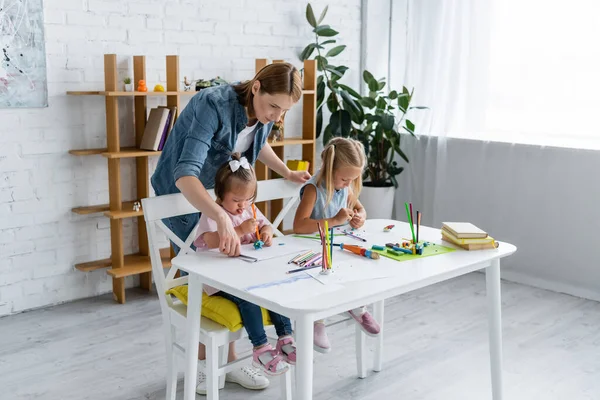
[381,114,394,130]
[326,92,337,113]
[320,39,336,45]
[378,81,386,91]
[313,24,331,32]
[317,5,329,24]
[388,90,398,100]
[398,95,409,113]
[365,114,381,123]
[306,4,317,27]
[326,45,346,57]
[376,97,387,110]
[368,79,379,92]
[325,65,343,78]
[316,80,325,108]
[299,44,316,61]
[338,83,361,99]
[317,75,324,85]
[323,124,333,145]
[405,119,415,133]
[410,106,428,109]
[316,27,339,37]
[402,86,410,95]
[330,110,352,137]
[396,145,409,163]
[340,90,364,124]
[369,91,377,98]
[315,55,328,71]
[316,107,323,138]
[363,70,375,85]
[360,97,376,108]
[335,65,348,75]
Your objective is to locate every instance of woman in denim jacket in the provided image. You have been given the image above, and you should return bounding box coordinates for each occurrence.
[151,62,309,394]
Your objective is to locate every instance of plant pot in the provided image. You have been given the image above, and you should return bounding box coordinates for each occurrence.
[360,184,395,220]
[124,83,133,92]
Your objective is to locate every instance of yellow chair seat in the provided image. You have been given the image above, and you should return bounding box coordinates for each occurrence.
[166,285,272,332]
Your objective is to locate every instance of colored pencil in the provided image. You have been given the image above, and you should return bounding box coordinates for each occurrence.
[342,230,367,242]
[251,203,260,241]
[287,265,322,274]
[405,202,416,244]
[416,211,421,244]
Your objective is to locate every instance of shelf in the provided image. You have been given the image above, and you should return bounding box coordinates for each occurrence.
[67,90,314,96]
[72,204,110,215]
[66,90,194,96]
[69,148,106,156]
[106,248,172,278]
[75,248,171,274]
[268,138,314,147]
[104,201,143,219]
[102,147,161,158]
[72,201,142,219]
[68,147,161,158]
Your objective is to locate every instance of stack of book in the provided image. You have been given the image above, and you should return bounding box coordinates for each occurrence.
[140,106,177,151]
[441,222,498,250]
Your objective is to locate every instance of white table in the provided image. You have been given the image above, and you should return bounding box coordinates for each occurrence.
[172,219,516,400]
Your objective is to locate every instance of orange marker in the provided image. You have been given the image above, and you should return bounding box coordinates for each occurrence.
[339,243,380,260]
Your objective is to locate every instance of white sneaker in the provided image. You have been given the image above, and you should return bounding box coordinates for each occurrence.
[226,366,270,390]
[195,360,218,396]
[195,361,269,395]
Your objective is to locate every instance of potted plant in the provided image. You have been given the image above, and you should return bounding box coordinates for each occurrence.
[300,3,426,218]
[123,77,133,92]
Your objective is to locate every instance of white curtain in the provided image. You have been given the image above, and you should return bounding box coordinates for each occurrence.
[391,0,492,223]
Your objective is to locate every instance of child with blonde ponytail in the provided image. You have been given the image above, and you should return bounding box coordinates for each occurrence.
[293,137,381,353]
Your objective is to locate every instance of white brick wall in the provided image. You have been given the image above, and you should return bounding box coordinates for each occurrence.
[0,0,362,317]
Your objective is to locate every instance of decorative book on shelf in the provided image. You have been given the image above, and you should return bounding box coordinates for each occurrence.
[140,107,176,151]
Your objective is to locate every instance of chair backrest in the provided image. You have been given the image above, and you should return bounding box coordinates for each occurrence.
[142,178,302,308]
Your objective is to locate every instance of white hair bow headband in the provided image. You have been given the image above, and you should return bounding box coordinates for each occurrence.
[229,157,250,172]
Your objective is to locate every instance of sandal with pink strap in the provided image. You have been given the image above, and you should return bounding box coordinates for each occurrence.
[276,336,297,365]
[252,344,289,376]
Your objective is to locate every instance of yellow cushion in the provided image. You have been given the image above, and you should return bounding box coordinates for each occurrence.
[166,285,272,332]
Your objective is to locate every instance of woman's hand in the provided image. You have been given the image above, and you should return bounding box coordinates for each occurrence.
[286,170,311,184]
[349,209,365,229]
[216,214,241,257]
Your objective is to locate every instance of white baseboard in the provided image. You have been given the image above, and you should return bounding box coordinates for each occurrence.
[498,270,600,303]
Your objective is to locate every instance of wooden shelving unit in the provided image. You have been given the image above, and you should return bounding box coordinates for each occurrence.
[68,54,184,304]
[254,58,317,229]
[69,55,317,303]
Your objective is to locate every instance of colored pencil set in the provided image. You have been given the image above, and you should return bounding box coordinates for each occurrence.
[286,250,323,273]
[318,221,334,274]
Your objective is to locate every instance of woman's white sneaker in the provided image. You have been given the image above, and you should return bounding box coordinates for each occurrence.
[226,366,270,390]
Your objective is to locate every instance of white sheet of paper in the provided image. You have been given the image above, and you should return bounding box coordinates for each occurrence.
[306,261,392,285]
[208,237,310,262]
[246,273,344,304]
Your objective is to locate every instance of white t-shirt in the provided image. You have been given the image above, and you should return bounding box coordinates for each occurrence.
[233,122,258,154]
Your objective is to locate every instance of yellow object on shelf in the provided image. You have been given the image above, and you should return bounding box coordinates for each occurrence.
[287,159,310,171]
[153,84,165,92]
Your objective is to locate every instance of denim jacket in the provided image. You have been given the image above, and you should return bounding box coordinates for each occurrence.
[151,85,272,196]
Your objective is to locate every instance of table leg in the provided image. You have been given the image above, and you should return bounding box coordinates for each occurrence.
[295,314,314,400]
[356,325,367,378]
[184,274,203,400]
[486,259,503,400]
[373,300,384,372]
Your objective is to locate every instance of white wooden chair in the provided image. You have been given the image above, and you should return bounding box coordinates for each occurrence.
[143,178,377,400]
[142,179,300,400]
